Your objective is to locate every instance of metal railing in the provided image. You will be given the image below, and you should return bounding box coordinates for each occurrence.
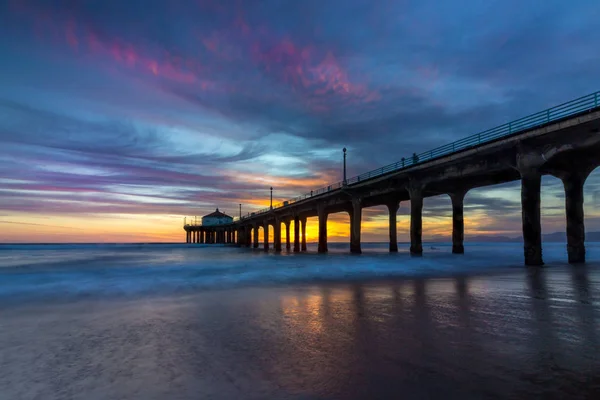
[237,91,600,221]
[183,217,202,227]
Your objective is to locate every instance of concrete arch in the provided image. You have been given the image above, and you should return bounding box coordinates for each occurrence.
[584,167,600,234]
[325,211,351,252]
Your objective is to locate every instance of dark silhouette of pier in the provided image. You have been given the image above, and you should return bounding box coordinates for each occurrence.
[185,91,600,265]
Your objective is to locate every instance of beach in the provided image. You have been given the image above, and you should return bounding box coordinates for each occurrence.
[1,244,600,399]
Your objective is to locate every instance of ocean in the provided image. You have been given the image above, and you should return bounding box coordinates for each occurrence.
[1,241,598,301]
[1,242,600,399]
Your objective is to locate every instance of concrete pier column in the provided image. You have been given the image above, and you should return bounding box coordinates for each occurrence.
[387,201,400,252]
[245,227,252,247]
[301,217,307,251]
[186,231,190,243]
[318,206,328,253]
[263,222,269,252]
[237,228,241,246]
[520,170,543,266]
[562,172,589,263]
[274,220,282,252]
[350,198,362,254]
[293,217,300,253]
[285,221,291,251]
[253,225,259,248]
[409,186,423,255]
[449,190,467,254]
[408,186,423,255]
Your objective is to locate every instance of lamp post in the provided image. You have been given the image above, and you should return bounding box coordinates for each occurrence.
[239,204,241,219]
[343,147,347,186]
[270,187,273,209]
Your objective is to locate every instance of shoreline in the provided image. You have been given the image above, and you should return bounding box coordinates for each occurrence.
[1,261,599,399]
[2,261,597,308]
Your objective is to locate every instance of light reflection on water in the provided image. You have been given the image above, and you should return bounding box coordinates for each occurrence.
[1,263,599,398]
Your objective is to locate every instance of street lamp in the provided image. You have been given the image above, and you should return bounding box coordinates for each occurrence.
[270,187,273,209]
[343,147,347,186]
[239,203,242,219]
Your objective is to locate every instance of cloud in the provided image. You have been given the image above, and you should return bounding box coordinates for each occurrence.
[1,0,600,241]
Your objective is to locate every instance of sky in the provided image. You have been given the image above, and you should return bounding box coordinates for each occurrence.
[1,0,600,243]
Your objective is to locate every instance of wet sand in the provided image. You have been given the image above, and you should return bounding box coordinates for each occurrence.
[1,265,600,399]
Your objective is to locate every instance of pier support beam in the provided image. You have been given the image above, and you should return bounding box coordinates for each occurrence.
[274,220,282,252]
[245,227,252,247]
[520,170,544,266]
[409,185,423,255]
[301,217,307,251]
[350,198,362,254]
[387,201,400,252]
[263,222,269,252]
[186,231,190,243]
[318,206,328,253]
[562,170,591,263]
[285,221,291,251]
[293,217,300,253]
[449,190,467,254]
[253,225,259,248]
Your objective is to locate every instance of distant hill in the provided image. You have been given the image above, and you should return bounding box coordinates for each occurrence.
[425,232,600,243]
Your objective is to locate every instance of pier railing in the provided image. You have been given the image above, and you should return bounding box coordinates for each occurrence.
[183,217,203,227]
[240,91,600,220]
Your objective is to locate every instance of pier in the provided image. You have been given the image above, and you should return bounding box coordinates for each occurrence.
[185,92,600,265]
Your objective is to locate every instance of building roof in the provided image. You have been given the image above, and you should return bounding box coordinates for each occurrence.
[202,208,232,219]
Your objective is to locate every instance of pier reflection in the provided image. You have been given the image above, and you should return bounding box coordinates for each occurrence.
[189,269,600,398]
